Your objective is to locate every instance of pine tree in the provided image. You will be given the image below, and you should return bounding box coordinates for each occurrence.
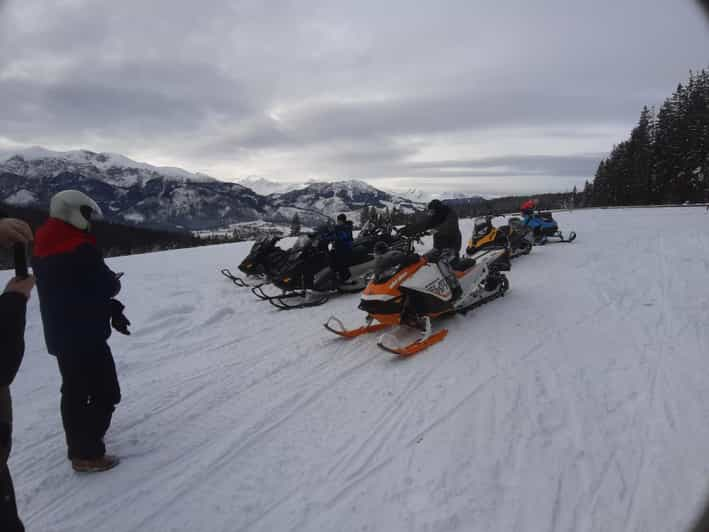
[592,67,709,205]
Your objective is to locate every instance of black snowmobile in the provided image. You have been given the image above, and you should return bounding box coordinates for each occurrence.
[263,222,407,310]
[220,235,289,288]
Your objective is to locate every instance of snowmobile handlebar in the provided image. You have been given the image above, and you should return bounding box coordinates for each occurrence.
[400,231,429,252]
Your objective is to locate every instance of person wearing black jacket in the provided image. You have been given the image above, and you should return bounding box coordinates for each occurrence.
[328,214,354,283]
[32,190,130,473]
[0,216,34,532]
[401,199,463,300]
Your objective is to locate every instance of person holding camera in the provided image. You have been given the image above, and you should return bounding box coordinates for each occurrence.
[0,216,34,532]
[32,190,130,473]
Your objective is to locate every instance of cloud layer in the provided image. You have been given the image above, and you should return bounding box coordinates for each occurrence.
[1,0,707,195]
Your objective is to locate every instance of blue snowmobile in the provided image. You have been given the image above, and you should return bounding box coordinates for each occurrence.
[520,201,576,244]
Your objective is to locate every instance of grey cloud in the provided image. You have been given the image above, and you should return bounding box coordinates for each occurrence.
[281,90,644,144]
[0,0,707,195]
[404,154,605,178]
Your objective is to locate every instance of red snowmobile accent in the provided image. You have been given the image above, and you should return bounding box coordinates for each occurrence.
[323,316,391,337]
[377,329,449,357]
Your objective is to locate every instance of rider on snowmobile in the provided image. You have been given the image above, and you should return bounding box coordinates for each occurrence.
[520,198,536,215]
[401,199,462,300]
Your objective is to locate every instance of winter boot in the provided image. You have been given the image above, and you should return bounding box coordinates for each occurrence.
[437,259,462,301]
[448,277,462,301]
[71,454,120,473]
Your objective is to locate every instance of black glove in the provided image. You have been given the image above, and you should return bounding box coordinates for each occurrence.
[110,299,131,335]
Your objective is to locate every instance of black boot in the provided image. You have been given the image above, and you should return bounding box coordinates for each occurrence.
[449,278,462,301]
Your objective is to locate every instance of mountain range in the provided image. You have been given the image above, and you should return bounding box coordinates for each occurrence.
[0,147,480,231]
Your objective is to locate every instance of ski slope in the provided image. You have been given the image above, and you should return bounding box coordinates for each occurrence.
[6,207,709,532]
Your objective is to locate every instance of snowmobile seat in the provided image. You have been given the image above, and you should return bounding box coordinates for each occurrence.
[349,243,375,265]
[451,257,476,271]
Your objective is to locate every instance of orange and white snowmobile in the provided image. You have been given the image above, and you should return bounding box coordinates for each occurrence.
[324,236,511,356]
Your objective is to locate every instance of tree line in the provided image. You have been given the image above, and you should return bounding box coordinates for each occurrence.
[589,68,709,206]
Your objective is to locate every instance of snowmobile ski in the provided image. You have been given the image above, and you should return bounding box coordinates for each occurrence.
[376,316,448,357]
[377,329,448,356]
[220,268,265,288]
[323,316,391,337]
[535,231,576,245]
[251,285,277,300]
[269,291,331,310]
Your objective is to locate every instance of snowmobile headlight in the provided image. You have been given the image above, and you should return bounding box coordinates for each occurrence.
[243,262,253,270]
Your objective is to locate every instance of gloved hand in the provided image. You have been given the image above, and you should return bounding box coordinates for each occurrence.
[110,299,131,335]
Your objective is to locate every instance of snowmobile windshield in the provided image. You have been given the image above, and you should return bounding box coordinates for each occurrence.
[252,236,275,254]
[474,219,490,238]
[292,234,312,250]
[373,249,418,283]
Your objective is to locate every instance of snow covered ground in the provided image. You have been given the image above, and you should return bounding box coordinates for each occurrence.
[5,207,709,532]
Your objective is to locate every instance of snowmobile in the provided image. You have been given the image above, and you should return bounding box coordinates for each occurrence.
[220,235,288,287]
[261,223,407,310]
[465,215,534,258]
[521,209,576,244]
[324,234,511,356]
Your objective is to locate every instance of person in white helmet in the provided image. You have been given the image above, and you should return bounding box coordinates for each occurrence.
[32,190,129,473]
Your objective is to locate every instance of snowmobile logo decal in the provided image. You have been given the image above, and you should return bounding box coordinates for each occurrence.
[425,278,450,299]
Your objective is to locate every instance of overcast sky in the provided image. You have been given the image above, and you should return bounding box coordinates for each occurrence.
[1,0,707,196]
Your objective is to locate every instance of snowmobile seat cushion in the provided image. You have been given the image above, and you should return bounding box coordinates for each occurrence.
[451,257,476,271]
[349,244,373,265]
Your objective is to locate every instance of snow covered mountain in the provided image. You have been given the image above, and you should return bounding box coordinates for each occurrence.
[265,180,422,225]
[0,148,423,230]
[385,187,485,205]
[7,207,709,531]
[234,176,313,196]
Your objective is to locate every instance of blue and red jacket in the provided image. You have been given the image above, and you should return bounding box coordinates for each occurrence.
[32,218,121,355]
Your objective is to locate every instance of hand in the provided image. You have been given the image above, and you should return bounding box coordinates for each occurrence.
[112,313,131,335]
[4,275,35,299]
[0,218,33,247]
[110,299,131,335]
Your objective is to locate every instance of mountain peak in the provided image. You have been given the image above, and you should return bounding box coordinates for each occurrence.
[0,145,425,231]
[0,146,216,184]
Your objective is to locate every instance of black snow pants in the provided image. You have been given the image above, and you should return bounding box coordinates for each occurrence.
[0,465,23,532]
[56,344,121,460]
[330,249,352,282]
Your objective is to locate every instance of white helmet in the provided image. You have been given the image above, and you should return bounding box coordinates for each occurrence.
[49,190,103,231]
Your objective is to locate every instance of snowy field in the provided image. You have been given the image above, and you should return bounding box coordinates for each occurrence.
[5,207,709,532]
